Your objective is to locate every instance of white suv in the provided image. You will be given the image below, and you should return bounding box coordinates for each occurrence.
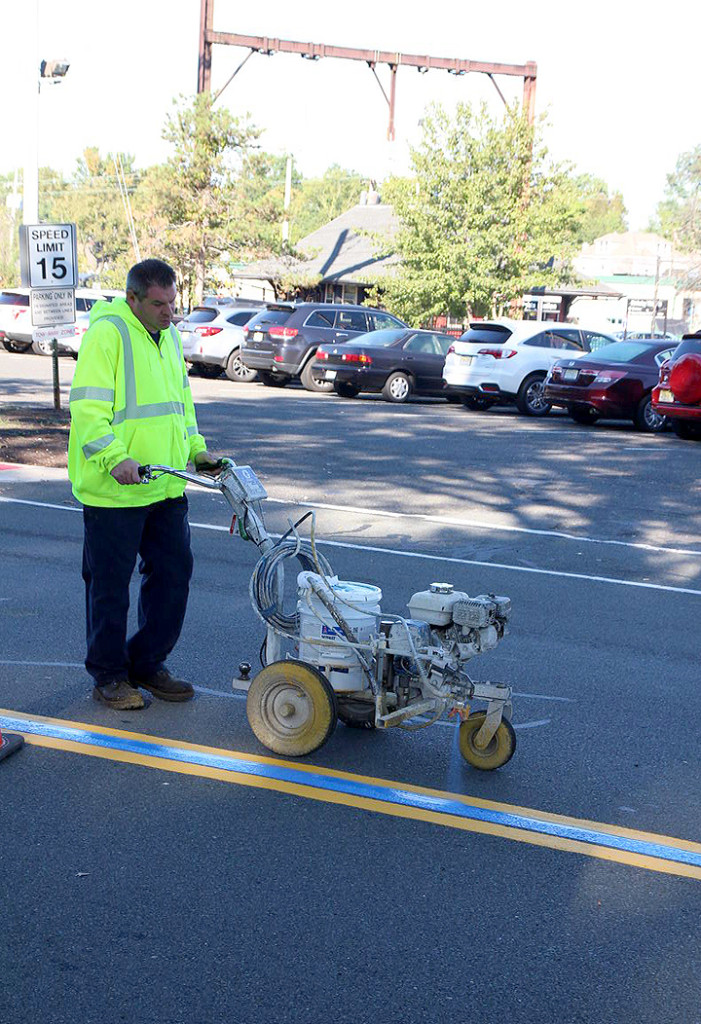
[443,320,618,416]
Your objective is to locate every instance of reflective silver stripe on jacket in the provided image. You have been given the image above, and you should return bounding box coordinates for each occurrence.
[113,401,185,425]
[103,316,187,423]
[70,386,115,404]
[83,433,116,459]
[186,426,197,436]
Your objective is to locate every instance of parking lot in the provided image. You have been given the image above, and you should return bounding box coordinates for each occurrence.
[2,349,701,1023]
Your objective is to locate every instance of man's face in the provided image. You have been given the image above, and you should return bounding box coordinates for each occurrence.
[127,283,177,334]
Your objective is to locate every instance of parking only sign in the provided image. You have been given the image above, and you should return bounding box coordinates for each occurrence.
[20,223,78,290]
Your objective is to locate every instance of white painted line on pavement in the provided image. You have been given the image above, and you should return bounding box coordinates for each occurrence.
[265,497,701,559]
[1,496,700,597]
[0,664,572,718]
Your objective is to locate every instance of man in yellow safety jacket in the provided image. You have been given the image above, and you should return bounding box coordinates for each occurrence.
[68,258,220,710]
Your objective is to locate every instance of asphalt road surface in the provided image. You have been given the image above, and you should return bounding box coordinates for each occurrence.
[2,351,700,1024]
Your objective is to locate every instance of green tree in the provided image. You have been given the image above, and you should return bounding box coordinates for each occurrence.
[0,171,22,286]
[376,103,584,324]
[289,164,366,244]
[42,148,137,287]
[649,144,701,251]
[574,173,627,243]
[134,94,280,307]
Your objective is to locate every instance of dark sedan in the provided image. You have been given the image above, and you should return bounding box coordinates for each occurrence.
[312,328,454,403]
[543,339,678,431]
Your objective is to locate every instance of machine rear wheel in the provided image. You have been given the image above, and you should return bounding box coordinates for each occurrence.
[337,696,376,729]
[246,660,338,756]
[459,711,516,770]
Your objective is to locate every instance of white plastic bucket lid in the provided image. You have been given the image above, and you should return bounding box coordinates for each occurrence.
[298,572,382,606]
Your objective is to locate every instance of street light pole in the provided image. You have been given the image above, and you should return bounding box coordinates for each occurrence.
[23,0,39,224]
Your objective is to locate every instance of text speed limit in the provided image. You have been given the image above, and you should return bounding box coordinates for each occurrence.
[20,223,78,290]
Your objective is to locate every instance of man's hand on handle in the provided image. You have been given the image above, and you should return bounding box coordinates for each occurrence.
[194,451,226,476]
[110,458,143,485]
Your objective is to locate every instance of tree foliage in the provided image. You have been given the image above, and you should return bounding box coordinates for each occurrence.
[649,144,701,252]
[376,103,588,324]
[574,173,627,243]
[289,165,366,244]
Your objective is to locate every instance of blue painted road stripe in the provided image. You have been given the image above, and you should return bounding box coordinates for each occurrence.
[3,710,701,879]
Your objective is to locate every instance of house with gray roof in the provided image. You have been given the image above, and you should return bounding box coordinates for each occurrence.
[232,190,400,304]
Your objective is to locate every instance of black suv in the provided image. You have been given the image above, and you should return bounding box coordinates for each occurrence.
[241,302,406,392]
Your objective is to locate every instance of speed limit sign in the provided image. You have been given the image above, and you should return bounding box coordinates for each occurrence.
[20,223,78,290]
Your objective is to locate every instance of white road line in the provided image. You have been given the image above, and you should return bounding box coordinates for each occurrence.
[265,497,701,558]
[3,490,699,559]
[0,664,572,711]
[2,496,699,597]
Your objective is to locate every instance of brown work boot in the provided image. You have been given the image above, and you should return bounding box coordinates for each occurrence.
[132,669,194,703]
[92,680,145,710]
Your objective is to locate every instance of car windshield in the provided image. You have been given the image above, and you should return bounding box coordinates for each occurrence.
[248,309,292,328]
[459,325,513,344]
[672,336,701,359]
[352,329,406,348]
[588,342,653,363]
[182,308,218,325]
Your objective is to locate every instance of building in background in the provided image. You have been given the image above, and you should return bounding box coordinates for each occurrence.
[568,232,701,335]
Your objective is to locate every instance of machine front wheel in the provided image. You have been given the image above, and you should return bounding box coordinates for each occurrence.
[459,711,516,770]
[246,660,338,756]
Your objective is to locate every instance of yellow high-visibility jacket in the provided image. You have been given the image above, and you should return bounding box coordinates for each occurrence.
[68,299,207,507]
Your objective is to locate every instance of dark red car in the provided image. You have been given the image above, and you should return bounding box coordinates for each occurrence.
[652,331,701,440]
[543,339,678,432]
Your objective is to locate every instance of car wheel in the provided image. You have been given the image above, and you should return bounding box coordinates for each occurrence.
[462,395,492,411]
[382,372,412,403]
[567,403,599,425]
[2,339,31,353]
[333,381,360,398]
[31,339,55,356]
[300,359,334,393]
[259,371,290,388]
[671,418,701,440]
[634,393,666,433]
[516,373,551,416]
[225,348,257,383]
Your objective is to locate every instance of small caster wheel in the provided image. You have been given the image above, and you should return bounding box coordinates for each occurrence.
[238,661,252,681]
[458,711,516,770]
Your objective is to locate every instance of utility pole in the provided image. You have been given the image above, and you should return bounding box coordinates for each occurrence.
[282,156,292,250]
[651,250,661,336]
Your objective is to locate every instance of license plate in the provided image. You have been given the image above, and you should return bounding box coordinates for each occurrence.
[459,354,473,365]
[658,388,673,402]
[563,368,579,381]
[325,370,337,380]
[253,331,263,342]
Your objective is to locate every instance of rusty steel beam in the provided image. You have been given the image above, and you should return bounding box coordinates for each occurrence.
[207,32,536,81]
[196,14,539,132]
[388,65,397,142]
[197,0,214,93]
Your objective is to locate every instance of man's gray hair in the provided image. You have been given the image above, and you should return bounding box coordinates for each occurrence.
[126,259,176,300]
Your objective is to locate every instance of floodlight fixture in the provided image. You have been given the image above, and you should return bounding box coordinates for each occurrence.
[40,59,70,79]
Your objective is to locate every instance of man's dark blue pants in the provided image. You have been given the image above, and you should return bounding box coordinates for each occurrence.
[82,496,194,686]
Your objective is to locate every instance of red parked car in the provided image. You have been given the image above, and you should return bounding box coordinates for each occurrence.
[544,339,678,432]
[652,330,701,440]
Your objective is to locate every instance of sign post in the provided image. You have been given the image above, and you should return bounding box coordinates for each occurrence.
[19,223,78,411]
